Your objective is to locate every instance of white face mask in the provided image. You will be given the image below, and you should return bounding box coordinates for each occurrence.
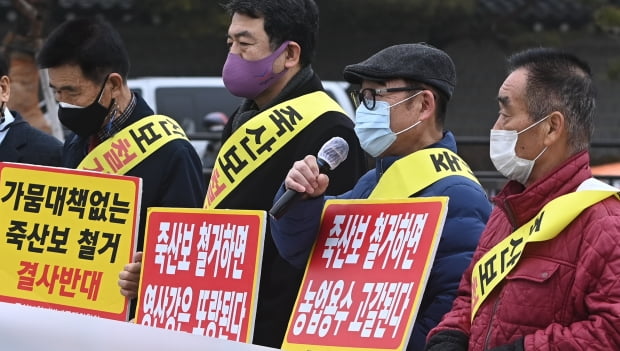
[489,115,549,185]
[354,91,423,157]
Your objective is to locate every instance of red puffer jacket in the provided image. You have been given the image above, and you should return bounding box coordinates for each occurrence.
[428,151,620,350]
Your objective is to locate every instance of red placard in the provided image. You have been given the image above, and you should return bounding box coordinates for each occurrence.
[282,197,448,351]
[136,208,265,343]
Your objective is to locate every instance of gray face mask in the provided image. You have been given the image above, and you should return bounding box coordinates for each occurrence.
[489,115,550,184]
[353,91,423,157]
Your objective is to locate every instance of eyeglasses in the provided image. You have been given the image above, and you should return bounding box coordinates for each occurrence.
[350,86,424,110]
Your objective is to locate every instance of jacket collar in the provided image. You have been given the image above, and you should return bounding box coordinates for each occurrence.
[0,112,29,162]
[0,108,15,132]
[493,150,592,228]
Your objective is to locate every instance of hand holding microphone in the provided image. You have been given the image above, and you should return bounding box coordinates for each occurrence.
[269,137,349,219]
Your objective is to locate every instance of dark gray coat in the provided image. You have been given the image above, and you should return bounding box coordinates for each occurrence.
[0,112,62,166]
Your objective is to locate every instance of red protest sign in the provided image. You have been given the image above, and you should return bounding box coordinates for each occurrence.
[282,197,448,351]
[136,208,265,343]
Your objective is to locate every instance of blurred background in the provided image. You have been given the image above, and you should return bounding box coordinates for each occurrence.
[2,0,620,190]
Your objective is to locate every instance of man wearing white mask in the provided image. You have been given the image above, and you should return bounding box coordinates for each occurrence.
[426,48,620,350]
[270,43,492,350]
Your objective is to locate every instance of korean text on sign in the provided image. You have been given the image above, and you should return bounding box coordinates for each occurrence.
[283,198,447,351]
[138,208,265,343]
[0,162,141,321]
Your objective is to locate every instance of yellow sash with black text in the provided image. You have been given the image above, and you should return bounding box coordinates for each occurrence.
[204,91,346,209]
[470,178,619,321]
[77,115,189,174]
[369,148,480,199]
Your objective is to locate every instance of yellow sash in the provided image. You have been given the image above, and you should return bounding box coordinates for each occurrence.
[77,115,189,174]
[204,91,346,209]
[369,148,480,199]
[471,178,619,320]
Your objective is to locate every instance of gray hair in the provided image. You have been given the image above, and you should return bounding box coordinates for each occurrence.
[507,47,595,153]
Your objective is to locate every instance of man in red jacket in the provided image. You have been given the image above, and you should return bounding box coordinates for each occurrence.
[425,48,620,350]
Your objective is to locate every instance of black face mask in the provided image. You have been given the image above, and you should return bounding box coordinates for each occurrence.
[58,76,114,137]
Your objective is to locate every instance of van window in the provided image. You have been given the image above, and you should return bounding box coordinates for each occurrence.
[128,77,354,136]
[154,87,242,134]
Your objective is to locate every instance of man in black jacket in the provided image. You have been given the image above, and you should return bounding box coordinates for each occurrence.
[0,54,62,166]
[117,1,366,344]
[36,17,206,315]
[209,0,366,347]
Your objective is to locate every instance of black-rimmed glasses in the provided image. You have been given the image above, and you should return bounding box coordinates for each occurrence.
[350,86,423,110]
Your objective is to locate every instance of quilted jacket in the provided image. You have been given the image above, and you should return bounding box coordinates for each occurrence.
[428,150,620,350]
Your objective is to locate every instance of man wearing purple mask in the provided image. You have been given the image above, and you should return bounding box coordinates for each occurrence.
[116,1,365,344]
[211,0,366,347]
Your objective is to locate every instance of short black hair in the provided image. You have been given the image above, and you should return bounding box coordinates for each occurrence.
[508,47,595,153]
[37,16,130,84]
[0,54,7,77]
[224,0,319,67]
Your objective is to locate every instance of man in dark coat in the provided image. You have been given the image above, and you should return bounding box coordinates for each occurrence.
[208,1,367,347]
[36,17,206,316]
[0,54,62,166]
[117,1,366,344]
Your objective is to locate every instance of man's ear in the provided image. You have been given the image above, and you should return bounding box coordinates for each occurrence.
[107,73,124,99]
[416,90,437,123]
[0,75,10,103]
[544,111,565,146]
[284,41,301,68]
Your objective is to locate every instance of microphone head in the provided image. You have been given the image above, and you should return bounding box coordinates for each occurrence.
[317,137,349,170]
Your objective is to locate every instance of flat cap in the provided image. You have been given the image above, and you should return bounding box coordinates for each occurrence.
[343,43,456,99]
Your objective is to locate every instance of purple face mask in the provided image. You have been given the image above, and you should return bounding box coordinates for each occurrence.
[222,41,290,99]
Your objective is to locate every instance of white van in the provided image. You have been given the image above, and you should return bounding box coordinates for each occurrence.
[127,76,354,172]
[127,76,354,135]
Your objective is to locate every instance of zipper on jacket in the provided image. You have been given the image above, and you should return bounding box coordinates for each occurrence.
[482,199,517,350]
[483,297,501,350]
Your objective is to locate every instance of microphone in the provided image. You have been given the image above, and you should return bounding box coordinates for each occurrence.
[269,137,349,220]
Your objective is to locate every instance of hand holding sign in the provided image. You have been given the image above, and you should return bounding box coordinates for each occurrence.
[118,251,143,299]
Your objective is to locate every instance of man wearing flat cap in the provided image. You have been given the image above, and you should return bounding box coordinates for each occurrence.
[270,43,491,350]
